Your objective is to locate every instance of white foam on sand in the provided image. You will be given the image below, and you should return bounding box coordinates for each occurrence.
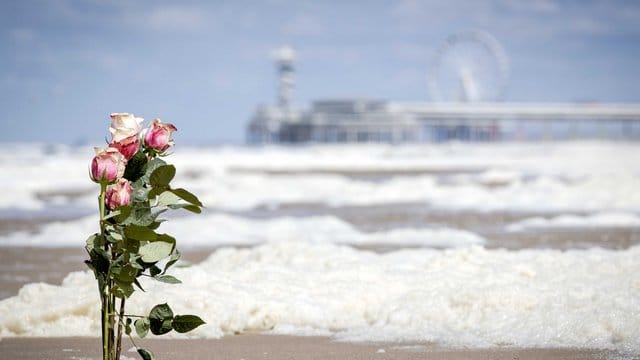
[0,144,94,210]
[2,141,640,213]
[0,242,638,352]
[506,212,640,231]
[0,213,484,248]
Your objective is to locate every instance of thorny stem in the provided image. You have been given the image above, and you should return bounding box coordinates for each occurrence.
[98,182,110,360]
[116,297,126,360]
[109,292,116,359]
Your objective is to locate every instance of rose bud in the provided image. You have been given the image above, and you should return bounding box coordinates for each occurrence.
[143,119,177,153]
[90,147,126,183]
[110,134,140,160]
[109,113,143,142]
[105,178,133,209]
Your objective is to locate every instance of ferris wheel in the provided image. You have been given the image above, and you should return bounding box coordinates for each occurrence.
[428,31,510,102]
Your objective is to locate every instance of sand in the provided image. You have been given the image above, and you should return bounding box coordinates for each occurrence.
[0,247,212,300]
[0,335,617,360]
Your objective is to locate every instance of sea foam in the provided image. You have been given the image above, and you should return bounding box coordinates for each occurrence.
[0,213,484,248]
[2,142,640,213]
[0,241,638,351]
[506,211,640,231]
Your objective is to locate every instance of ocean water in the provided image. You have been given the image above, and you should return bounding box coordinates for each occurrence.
[0,141,639,352]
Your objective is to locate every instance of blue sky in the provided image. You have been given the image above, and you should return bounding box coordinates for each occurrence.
[2,0,640,144]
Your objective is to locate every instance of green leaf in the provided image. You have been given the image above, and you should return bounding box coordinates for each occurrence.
[107,231,123,242]
[139,241,173,263]
[88,248,110,276]
[135,317,150,338]
[106,233,122,244]
[149,303,174,335]
[85,233,102,249]
[115,206,132,223]
[137,348,154,360]
[133,186,150,202]
[172,315,206,333]
[155,275,182,284]
[149,265,162,277]
[124,225,157,241]
[170,188,203,207]
[133,278,145,292]
[141,158,167,184]
[126,205,156,227]
[125,318,132,336]
[114,264,138,283]
[149,303,173,321]
[155,191,182,207]
[183,204,202,213]
[124,151,148,182]
[162,251,181,274]
[168,203,202,214]
[102,209,121,221]
[124,237,140,254]
[148,220,164,230]
[113,280,134,298]
[150,165,175,188]
[156,233,176,245]
[147,187,164,201]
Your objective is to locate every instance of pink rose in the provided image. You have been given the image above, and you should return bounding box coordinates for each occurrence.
[143,119,177,152]
[109,113,143,142]
[90,147,126,183]
[105,178,133,209]
[110,134,140,160]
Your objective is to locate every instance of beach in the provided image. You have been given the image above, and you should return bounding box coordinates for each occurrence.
[0,142,639,359]
[0,336,617,360]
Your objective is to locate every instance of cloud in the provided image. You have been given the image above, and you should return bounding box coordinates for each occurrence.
[137,5,209,32]
[498,0,559,14]
[96,53,127,71]
[282,14,325,37]
[391,0,640,41]
[300,45,363,66]
[8,28,37,43]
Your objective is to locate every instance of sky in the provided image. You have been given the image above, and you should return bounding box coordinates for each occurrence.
[1,0,640,144]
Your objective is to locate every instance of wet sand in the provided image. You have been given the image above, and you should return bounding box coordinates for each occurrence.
[0,335,617,360]
[0,247,211,300]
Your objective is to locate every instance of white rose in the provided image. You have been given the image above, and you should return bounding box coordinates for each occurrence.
[109,113,143,142]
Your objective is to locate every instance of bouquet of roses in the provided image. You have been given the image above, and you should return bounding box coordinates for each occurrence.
[86,113,205,360]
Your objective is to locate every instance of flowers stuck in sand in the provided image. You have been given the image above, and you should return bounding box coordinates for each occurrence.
[86,114,205,360]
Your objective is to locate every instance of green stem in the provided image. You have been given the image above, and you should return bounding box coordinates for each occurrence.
[115,298,126,360]
[110,293,116,359]
[98,182,110,360]
[99,181,107,234]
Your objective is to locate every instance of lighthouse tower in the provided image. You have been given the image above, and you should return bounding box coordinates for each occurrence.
[273,45,296,111]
